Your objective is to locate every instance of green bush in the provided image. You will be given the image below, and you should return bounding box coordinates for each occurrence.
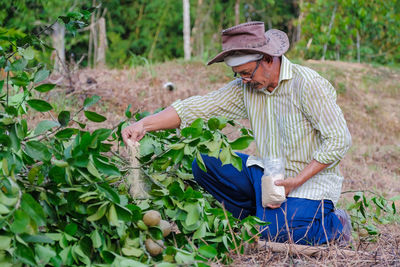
[0,11,264,266]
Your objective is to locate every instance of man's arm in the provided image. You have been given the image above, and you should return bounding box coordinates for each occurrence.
[275,160,330,196]
[122,106,181,144]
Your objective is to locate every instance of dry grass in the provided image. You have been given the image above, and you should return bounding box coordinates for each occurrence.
[45,58,399,265]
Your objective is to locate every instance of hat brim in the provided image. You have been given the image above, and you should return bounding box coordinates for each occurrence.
[207,29,289,66]
[207,48,273,66]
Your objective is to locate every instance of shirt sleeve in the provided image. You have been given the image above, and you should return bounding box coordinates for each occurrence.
[300,76,352,164]
[171,79,248,128]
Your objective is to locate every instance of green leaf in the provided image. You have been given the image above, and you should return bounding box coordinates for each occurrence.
[139,135,157,157]
[207,118,220,131]
[196,151,207,172]
[27,99,53,112]
[168,182,184,200]
[10,58,28,72]
[21,193,46,226]
[91,229,102,248]
[175,251,195,264]
[35,245,56,265]
[229,136,254,150]
[34,120,60,135]
[64,223,78,236]
[219,147,232,166]
[230,153,243,171]
[121,246,143,257]
[58,111,70,126]
[0,236,12,250]
[107,204,119,226]
[193,222,207,240]
[84,110,106,122]
[87,202,108,221]
[93,156,120,176]
[33,69,50,83]
[87,160,101,178]
[169,143,185,150]
[15,244,36,266]
[354,192,363,202]
[34,83,56,93]
[10,210,30,234]
[11,72,30,86]
[208,117,228,130]
[0,80,4,93]
[83,95,101,108]
[25,141,51,162]
[93,128,112,141]
[125,104,132,118]
[55,128,76,139]
[20,234,55,244]
[198,245,217,258]
[97,183,120,203]
[365,225,379,235]
[115,205,132,222]
[27,166,40,184]
[191,118,204,130]
[184,202,200,226]
[19,46,35,60]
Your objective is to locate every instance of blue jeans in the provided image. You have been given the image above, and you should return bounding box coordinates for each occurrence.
[192,152,344,245]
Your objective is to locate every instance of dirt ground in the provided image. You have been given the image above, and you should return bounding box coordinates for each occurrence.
[47,58,400,266]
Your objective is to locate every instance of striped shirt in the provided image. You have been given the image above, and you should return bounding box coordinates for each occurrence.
[171,56,351,205]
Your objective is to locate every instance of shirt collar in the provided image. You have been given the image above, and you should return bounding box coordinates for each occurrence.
[258,55,293,95]
[278,55,293,82]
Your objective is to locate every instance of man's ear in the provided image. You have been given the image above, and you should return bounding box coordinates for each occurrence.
[262,55,273,64]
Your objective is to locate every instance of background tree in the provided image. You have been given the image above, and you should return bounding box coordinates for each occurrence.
[183,0,191,60]
[1,0,399,67]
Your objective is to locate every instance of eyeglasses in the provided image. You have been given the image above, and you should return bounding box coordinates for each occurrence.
[234,59,261,81]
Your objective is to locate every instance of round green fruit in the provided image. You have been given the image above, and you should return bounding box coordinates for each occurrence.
[159,220,171,237]
[145,238,164,256]
[359,228,369,237]
[143,210,161,227]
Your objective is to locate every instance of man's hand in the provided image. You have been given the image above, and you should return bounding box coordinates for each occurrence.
[274,177,302,196]
[265,178,300,209]
[266,203,282,209]
[121,106,181,145]
[121,121,146,145]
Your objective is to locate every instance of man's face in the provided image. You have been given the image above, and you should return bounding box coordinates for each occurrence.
[232,58,277,90]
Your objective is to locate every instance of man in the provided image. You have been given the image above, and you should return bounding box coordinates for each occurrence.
[122,21,352,245]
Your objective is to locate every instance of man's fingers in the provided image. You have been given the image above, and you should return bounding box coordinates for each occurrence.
[274,179,285,186]
[267,204,281,209]
[122,127,137,145]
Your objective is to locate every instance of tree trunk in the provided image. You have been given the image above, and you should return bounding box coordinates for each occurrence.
[149,3,169,60]
[183,0,191,60]
[88,0,96,68]
[356,30,360,63]
[235,0,240,25]
[296,0,303,43]
[51,22,66,74]
[267,17,272,29]
[192,0,203,58]
[96,17,107,67]
[322,2,337,61]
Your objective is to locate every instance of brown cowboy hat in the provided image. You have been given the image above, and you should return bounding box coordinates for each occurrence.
[207,21,289,65]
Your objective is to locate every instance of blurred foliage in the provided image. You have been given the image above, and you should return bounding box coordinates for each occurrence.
[295,0,400,65]
[1,0,399,68]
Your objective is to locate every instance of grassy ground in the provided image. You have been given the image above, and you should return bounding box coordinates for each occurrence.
[45,58,399,265]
